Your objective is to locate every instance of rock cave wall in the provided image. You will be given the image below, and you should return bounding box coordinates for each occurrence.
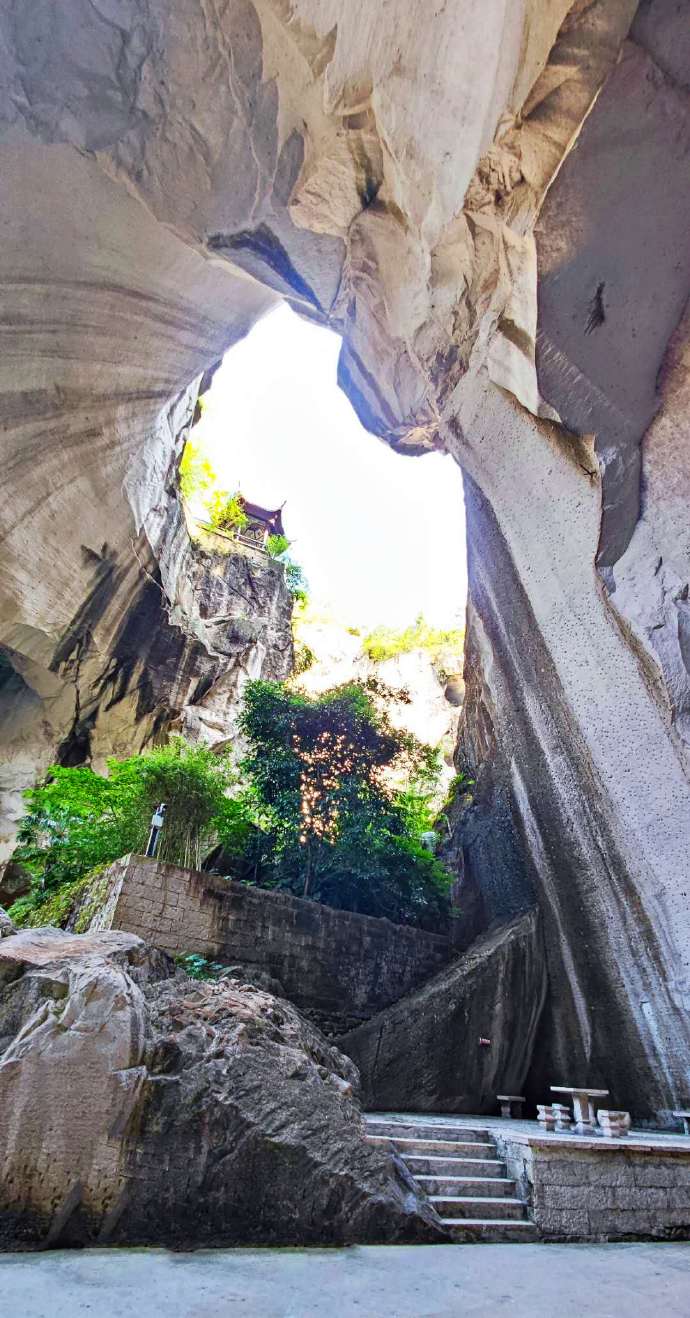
[2,0,690,1119]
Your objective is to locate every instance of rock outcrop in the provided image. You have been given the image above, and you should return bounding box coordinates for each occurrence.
[339,911,546,1113]
[2,1,690,1123]
[0,479,293,858]
[0,927,445,1247]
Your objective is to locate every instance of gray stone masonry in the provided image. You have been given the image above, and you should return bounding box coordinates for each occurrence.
[369,1113,690,1242]
[491,1124,690,1240]
[91,855,452,1018]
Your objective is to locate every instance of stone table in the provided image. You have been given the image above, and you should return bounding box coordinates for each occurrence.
[551,1086,609,1136]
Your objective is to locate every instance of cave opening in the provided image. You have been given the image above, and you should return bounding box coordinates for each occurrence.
[181,301,468,634]
[178,300,469,788]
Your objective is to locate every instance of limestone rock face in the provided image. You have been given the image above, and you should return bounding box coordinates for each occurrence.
[338,911,546,1113]
[0,928,445,1247]
[2,0,690,1124]
[0,475,293,858]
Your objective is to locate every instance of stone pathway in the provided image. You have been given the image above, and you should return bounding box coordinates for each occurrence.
[4,1244,690,1317]
[365,1113,537,1241]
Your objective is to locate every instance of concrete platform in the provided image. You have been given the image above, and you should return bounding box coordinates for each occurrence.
[365,1110,690,1152]
[3,1244,690,1317]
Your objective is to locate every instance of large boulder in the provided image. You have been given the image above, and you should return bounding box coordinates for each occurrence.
[0,928,445,1248]
[338,911,546,1113]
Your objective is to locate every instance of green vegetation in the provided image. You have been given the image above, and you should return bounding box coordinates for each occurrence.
[238,679,451,929]
[176,953,233,981]
[266,532,309,604]
[293,640,316,675]
[9,739,252,925]
[266,533,289,558]
[362,615,464,665]
[10,683,452,933]
[206,490,249,536]
[179,438,216,504]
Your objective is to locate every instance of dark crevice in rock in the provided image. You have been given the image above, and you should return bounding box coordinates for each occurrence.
[208,225,321,312]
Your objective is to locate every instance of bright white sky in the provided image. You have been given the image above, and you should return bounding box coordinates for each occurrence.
[194,303,467,629]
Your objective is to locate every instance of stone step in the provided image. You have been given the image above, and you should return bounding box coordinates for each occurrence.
[441,1219,540,1244]
[415,1175,517,1198]
[368,1135,496,1157]
[365,1120,491,1143]
[430,1195,527,1221]
[402,1155,507,1177]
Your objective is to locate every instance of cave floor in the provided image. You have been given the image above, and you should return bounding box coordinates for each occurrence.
[3,1243,690,1317]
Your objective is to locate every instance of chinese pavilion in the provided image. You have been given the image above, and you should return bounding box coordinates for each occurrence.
[238,498,285,549]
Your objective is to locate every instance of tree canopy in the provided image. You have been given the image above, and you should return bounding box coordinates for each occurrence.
[238,679,451,928]
[11,684,452,933]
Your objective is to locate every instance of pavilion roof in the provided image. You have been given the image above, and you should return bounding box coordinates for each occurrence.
[239,498,285,537]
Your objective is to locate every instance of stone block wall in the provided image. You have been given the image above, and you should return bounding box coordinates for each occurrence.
[93,855,452,1021]
[493,1131,690,1240]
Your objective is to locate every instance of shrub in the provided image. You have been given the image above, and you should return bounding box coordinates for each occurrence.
[179,438,216,504]
[176,953,232,980]
[264,533,309,604]
[207,490,249,536]
[362,615,464,665]
[11,739,251,916]
[293,641,316,675]
[266,533,289,558]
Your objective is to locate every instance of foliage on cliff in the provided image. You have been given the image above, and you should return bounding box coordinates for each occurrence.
[10,739,248,920]
[238,679,451,929]
[362,615,464,668]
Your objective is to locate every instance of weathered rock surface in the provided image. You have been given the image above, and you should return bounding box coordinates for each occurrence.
[0,927,445,1248]
[2,1,690,1125]
[0,477,293,858]
[339,911,546,1113]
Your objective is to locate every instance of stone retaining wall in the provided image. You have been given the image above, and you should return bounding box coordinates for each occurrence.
[91,855,452,1019]
[493,1129,690,1240]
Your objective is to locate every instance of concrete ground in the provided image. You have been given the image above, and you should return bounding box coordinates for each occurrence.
[3,1244,690,1317]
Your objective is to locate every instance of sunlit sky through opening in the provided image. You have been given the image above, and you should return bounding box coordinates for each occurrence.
[194,303,467,630]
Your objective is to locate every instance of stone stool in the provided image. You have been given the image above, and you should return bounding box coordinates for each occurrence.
[552,1103,572,1133]
[497,1094,526,1119]
[597,1110,631,1138]
[673,1111,690,1136]
[536,1104,556,1131]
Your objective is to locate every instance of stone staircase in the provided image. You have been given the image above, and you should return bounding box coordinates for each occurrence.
[365,1114,538,1242]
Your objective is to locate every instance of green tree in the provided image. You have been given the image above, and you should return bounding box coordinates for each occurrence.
[238,679,451,928]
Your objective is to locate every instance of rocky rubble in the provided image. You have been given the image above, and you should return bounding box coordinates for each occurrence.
[0,927,445,1248]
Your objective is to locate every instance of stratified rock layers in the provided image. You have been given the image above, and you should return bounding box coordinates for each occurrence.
[1,1,690,1122]
[0,928,444,1247]
[339,911,546,1113]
